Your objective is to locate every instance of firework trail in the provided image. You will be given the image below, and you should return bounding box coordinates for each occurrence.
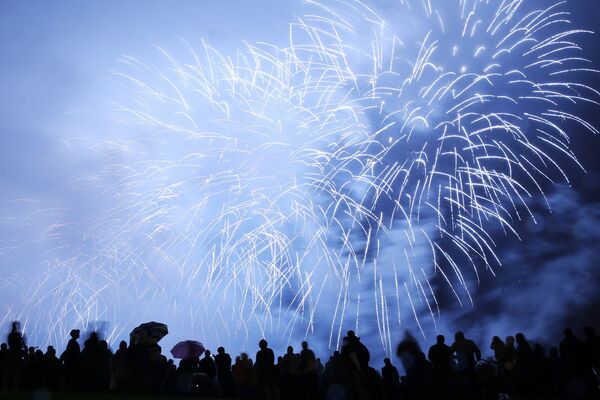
[1,0,598,356]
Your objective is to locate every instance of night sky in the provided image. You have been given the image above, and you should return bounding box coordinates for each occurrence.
[1,0,600,362]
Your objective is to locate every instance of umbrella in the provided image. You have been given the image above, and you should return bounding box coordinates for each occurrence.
[170,340,206,359]
[130,321,168,346]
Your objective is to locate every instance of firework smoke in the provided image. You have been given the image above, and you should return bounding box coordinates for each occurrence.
[1,0,598,357]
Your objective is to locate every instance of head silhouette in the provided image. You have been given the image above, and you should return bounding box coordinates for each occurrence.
[437,335,445,344]
[384,357,391,366]
[564,328,573,337]
[259,339,268,349]
[455,331,465,341]
[217,346,225,354]
[302,341,308,350]
[287,346,294,354]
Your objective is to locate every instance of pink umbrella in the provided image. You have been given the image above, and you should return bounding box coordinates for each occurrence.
[170,340,206,359]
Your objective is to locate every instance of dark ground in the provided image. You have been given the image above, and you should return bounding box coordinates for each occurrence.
[0,392,232,400]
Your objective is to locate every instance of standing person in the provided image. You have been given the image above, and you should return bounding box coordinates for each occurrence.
[346,331,370,370]
[215,346,234,397]
[80,331,101,391]
[113,341,133,393]
[60,329,81,390]
[43,346,61,391]
[199,350,216,381]
[428,335,453,396]
[98,340,113,392]
[514,333,534,397]
[559,328,584,376]
[197,350,217,396]
[490,335,508,395]
[300,341,318,400]
[450,331,480,397]
[281,346,300,400]
[547,347,562,397]
[450,331,481,372]
[396,331,427,398]
[0,343,7,391]
[559,328,588,396]
[6,322,25,391]
[255,340,277,399]
[490,336,506,364]
[315,358,325,381]
[584,327,600,375]
[232,353,255,398]
[503,336,516,370]
[583,326,600,395]
[501,336,517,396]
[381,358,400,400]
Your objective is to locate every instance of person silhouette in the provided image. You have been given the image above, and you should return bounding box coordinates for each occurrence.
[80,331,102,391]
[450,331,480,398]
[255,340,276,399]
[199,350,216,380]
[300,341,318,400]
[43,346,61,390]
[198,349,217,395]
[429,335,453,371]
[0,343,7,391]
[60,329,81,390]
[113,340,133,393]
[428,334,453,396]
[548,347,562,397]
[514,332,534,397]
[7,322,25,354]
[559,328,584,382]
[381,357,400,399]
[6,322,25,391]
[450,331,481,371]
[583,326,600,376]
[490,336,506,365]
[98,340,112,391]
[281,345,301,400]
[215,346,234,396]
[233,352,255,398]
[346,330,370,369]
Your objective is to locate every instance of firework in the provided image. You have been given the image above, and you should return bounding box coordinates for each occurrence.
[1,0,597,356]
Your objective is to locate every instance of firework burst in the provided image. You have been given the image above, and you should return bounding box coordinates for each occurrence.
[1,0,598,356]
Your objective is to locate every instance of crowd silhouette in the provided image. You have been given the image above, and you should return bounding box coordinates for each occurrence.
[1,321,599,399]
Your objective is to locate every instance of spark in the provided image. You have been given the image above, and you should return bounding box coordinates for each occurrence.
[2,0,598,356]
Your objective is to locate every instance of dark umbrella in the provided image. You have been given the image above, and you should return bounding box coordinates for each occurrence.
[170,340,206,359]
[130,321,168,346]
